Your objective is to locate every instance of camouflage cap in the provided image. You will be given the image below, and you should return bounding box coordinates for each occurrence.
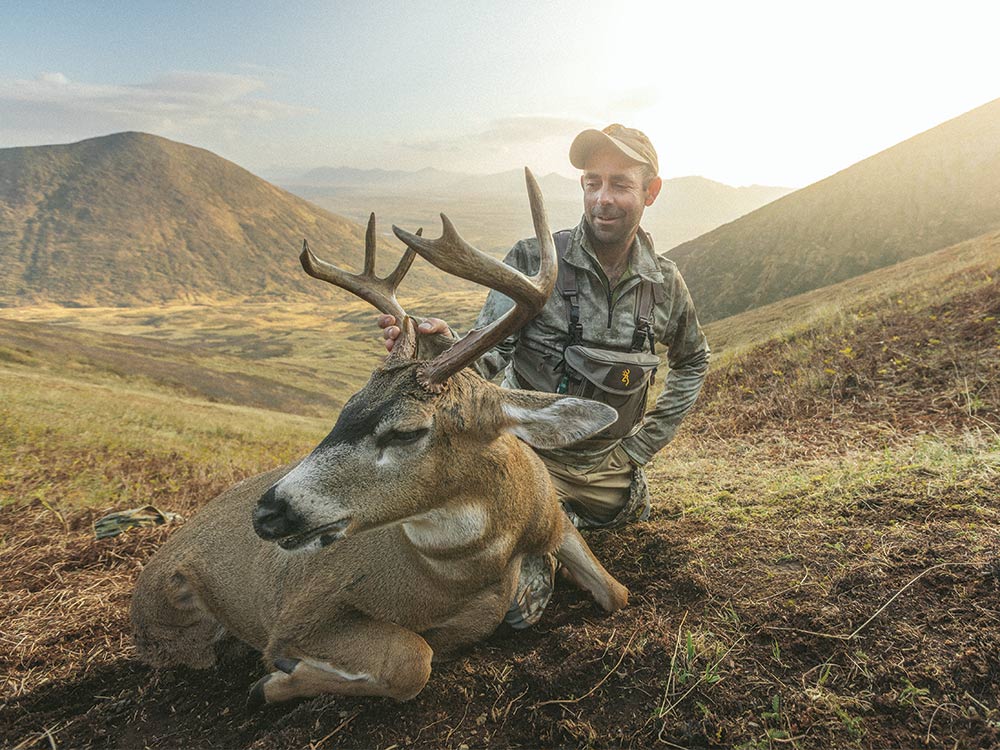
[569,124,659,175]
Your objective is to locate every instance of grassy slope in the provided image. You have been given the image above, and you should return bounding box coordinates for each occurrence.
[669,97,1000,323]
[641,229,999,747]
[703,229,1000,361]
[1,234,998,748]
[0,289,487,415]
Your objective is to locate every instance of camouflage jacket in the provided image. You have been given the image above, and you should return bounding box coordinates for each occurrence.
[471,217,710,469]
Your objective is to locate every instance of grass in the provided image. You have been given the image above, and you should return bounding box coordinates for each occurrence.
[1,232,998,748]
[702,229,1000,365]
[0,366,328,514]
[0,291,487,418]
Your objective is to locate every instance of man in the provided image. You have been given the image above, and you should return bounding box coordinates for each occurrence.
[380,124,709,626]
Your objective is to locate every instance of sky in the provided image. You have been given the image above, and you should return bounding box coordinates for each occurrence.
[1,0,999,188]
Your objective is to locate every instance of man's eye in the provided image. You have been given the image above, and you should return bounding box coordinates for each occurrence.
[383,428,429,446]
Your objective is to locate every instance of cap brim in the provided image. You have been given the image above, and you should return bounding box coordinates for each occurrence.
[569,129,648,170]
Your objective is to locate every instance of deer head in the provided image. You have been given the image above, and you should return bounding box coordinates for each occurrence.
[253,170,616,552]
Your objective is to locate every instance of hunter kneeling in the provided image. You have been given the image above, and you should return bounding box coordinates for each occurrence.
[381,125,710,628]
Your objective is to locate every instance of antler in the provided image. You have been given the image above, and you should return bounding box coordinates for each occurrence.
[300,212,417,321]
[392,168,556,392]
[300,214,421,361]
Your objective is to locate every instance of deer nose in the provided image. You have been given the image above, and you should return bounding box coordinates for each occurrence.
[253,485,297,540]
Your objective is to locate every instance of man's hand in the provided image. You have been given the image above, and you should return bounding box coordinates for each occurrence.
[377,315,449,353]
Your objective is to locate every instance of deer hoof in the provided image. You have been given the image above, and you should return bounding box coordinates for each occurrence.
[247,674,272,711]
[274,657,300,674]
[607,582,630,611]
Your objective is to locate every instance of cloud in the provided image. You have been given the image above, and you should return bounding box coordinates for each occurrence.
[380,114,600,175]
[401,114,594,154]
[0,70,311,145]
[37,72,70,85]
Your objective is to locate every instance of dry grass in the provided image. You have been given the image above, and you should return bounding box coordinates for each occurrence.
[4,427,996,749]
[1,233,999,748]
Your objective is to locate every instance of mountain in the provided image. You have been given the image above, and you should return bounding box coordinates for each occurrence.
[295,165,466,194]
[0,132,424,307]
[702,228,1000,364]
[668,97,1000,323]
[284,167,791,254]
[691,228,1000,437]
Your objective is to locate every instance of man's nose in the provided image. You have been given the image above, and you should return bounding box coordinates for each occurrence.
[595,185,614,204]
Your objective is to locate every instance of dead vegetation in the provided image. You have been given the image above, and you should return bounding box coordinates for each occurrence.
[2,243,999,748]
[2,425,997,749]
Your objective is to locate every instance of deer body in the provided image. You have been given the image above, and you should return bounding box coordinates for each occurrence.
[130,171,629,706]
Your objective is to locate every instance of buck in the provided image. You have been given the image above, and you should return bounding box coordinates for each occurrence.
[130,170,629,707]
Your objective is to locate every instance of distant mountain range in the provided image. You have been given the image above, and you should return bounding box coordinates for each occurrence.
[0,132,429,307]
[0,132,789,308]
[669,97,1000,323]
[281,167,792,253]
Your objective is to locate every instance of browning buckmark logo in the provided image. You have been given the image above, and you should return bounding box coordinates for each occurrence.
[621,368,631,386]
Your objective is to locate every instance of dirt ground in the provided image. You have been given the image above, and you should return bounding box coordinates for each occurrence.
[3,427,998,750]
[4,273,999,748]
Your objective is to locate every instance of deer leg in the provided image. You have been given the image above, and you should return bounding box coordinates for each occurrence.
[131,565,224,669]
[421,571,519,661]
[249,618,433,708]
[553,516,629,612]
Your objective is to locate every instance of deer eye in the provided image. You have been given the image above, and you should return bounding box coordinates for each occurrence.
[379,427,429,447]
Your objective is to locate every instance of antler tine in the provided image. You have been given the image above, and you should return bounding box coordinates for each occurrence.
[299,215,420,322]
[363,212,377,276]
[391,168,557,391]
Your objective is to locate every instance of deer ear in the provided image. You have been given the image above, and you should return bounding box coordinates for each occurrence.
[499,391,618,449]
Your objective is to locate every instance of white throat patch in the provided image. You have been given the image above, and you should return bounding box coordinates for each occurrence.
[402,504,488,551]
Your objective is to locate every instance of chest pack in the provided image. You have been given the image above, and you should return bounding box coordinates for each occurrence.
[513,230,662,441]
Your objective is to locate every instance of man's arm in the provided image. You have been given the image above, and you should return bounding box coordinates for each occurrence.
[620,267,709,466]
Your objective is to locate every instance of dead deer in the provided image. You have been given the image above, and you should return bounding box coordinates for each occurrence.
[130,169,629,707]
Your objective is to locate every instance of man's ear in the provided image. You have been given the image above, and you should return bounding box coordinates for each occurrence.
[645,176,662,206]
[499,390,617,449]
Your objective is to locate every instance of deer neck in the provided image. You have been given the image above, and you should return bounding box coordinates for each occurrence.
[401,502,490,553]
[400,504,513,586]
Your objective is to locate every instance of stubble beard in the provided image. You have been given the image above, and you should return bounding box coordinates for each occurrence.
[585,208,639,254]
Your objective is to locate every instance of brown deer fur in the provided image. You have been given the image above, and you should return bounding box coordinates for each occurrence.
[131,364,629,706]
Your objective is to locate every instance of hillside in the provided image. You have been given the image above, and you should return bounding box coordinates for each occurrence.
[692,230,999,440]
[287,169,791,253]
[0,317,343,417]
[0,132,442,307]
[669,97,1000,322]
[702,228,1000,363]
[0,290,486,417]
[2,227,997,747]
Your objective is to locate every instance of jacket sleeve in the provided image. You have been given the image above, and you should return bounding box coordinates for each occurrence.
[620,266,710,465]
[470,240,535,380]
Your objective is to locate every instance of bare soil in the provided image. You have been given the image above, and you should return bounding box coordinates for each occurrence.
[3,268,999,748]
[2,434,998,750]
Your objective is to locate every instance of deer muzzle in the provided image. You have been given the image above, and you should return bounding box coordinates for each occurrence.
[253,485,351,550]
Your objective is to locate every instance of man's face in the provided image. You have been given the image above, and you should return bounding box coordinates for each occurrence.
[580,146,661,249]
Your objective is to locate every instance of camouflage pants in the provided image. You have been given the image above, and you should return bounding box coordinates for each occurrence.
[539,445,652,529]
[504,451,650,629]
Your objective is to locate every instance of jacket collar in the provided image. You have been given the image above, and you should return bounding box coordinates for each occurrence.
[566,216,663,285]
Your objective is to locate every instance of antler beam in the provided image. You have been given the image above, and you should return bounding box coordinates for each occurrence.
[392,168,556,391]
